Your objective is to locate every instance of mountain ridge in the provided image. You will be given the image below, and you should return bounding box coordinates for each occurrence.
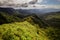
[0,7,60,40]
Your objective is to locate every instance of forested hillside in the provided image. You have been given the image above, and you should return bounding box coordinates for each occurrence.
[42,12,60,28]
[0,8,60,40]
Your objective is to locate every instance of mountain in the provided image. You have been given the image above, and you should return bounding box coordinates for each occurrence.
[0,7,24,24]
[41,11,60,28]
[0,10,48,28]
[0,7,60,28]
[0,7,16,15]
[16,8,60,14]
[0,9,60,40]
[0,7,60,15]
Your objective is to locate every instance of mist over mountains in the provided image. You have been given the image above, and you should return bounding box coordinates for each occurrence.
[16,8,60,14]
[0,7,60,15]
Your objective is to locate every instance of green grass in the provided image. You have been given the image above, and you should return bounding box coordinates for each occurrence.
[0,21,60,40]
[0,21,49,40]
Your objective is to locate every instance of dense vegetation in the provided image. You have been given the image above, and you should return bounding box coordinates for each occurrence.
[0,21,48,40]
[0,10,60,40]
[0,21,60,40]
[42,12,60,28]
[0,12,25,24]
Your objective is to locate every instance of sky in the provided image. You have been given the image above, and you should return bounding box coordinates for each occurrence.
[0,0,60,9]
[39,0,60,5]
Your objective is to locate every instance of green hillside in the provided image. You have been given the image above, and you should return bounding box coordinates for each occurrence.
[42,13,60,28]
[44,14,60,20]
[0,12,24,24]
[0,11,60,40]
[0,21,60,40]
[0,21,48,40]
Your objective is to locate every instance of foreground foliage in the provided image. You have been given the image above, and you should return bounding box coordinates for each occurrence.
[0,21,49,40]
[0,21,60,40]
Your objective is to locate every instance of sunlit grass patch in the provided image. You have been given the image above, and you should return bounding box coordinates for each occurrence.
[0,21,60,40]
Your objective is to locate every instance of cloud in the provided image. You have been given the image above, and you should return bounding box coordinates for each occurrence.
[0,0,32,6]
[37,0,43,3]
[0,0,60,9]
[14,4,60,9]
[47,5,60,9]
[0,0,43,6]
[0,0,44,7]
[41,5,60,9]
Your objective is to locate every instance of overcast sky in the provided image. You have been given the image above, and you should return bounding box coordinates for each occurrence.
[0,0,60,9]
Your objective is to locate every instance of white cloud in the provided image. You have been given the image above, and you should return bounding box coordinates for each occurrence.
[0,0,43,6]
[19,4,60,9]
[0,0,32,5]
[0,0,60,9]
[0,0,44,7]
[0,4,60,9]
[13,4,60,9]
[45,5,60,9]
[37,0,43,3]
